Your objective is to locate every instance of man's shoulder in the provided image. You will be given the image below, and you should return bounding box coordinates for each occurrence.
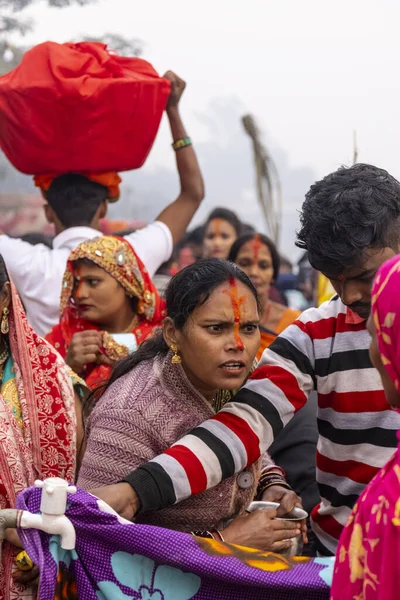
[52,226,99,250]
[297,295,344,326]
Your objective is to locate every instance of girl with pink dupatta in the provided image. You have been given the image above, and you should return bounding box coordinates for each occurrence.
[0,254,82,600]
[331,254,400,600]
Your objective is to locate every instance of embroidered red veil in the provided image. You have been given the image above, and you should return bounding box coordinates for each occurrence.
[46,236,166,389]
[0,282,76,599]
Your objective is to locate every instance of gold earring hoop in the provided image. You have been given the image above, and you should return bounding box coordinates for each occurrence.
[1,307,9,335]
[170,344,182,365]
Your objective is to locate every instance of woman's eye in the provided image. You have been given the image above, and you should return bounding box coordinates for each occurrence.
[208,324,223,332]
[88,279,99,287]
[242,324,258,333]
[259,262,272,270]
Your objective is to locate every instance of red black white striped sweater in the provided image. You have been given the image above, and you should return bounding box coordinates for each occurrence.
[126,296,400,555]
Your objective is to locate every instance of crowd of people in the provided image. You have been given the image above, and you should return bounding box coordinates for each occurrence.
[1,67,399,600]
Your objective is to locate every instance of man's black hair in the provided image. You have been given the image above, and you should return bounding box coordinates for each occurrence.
[296,163,400,276]
[46,174,108,228]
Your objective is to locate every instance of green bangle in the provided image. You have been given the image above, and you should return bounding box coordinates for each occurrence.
[172,136,192,151]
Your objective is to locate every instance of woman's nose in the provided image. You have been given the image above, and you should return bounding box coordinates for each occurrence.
[74,281,87,300]
[249,263,259,277]
[226,329,245,351]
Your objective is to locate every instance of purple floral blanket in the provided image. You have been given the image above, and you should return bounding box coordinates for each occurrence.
[16,487,332,600]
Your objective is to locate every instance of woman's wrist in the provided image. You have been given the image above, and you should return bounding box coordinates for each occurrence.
[191,529,225,542]
[256,466,291,500]
[89,482,140,521]
[123,483,140,517]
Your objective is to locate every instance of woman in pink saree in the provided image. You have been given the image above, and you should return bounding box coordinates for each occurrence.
[0,253,81,600]
[331,254,400,600]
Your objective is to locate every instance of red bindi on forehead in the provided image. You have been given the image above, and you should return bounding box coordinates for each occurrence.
[223,277,245,350]
[74,266,84,296]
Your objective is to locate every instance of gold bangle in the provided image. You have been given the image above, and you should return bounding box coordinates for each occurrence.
[259,481,292,493]
[212,529,225,542]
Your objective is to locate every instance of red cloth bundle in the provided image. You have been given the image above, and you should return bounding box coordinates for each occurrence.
[0,41,170,174]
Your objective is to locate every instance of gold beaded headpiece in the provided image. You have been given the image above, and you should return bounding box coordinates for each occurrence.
[60,236,162,322]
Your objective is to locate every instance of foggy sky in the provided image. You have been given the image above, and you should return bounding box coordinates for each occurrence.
[4,0,400,260]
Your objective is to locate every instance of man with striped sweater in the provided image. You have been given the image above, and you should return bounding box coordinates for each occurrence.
[93,164,400,556]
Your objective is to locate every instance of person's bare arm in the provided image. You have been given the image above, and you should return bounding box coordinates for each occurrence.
[155,71,205,245]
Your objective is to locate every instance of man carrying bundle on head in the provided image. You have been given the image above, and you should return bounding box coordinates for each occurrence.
[0,70,204,337]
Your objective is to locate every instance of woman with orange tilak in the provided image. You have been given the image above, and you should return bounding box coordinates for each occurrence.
[79,259,302,551]
[229,233,301,360]
[202,208,243,260]
[46,236,165,389]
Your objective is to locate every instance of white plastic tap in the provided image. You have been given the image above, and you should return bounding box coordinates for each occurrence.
[35,478,76,515]
[19,478,77,550]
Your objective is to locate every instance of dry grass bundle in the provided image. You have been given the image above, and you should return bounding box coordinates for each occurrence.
[242,114,282,245]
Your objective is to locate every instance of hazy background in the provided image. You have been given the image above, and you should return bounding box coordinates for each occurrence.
[3,0,400,260]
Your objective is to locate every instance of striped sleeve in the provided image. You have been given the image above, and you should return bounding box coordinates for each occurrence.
[125,317,316,513]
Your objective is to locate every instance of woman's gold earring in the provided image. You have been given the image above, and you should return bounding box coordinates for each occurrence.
[170,344,182,365]
[1,308,9,335]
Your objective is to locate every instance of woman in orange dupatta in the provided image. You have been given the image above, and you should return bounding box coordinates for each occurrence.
[0,254,78,600]
[228,233,301,361]
[46,236,166,389]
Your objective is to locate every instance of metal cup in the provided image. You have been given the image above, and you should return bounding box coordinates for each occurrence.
[247,501,308,557]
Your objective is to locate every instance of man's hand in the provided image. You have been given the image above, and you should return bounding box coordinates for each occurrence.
[223,507,301,553]
[5,530,40,589]
[261,485,308,544]
[89,482,140,521]
[261,485,301,515]
[12,566,40,590]
[164,71,186,111]
[153,69,204,245]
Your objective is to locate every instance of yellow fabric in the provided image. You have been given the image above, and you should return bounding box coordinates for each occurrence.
[1,360,23,433]
[317,273,335,306]
[256,308,301,361]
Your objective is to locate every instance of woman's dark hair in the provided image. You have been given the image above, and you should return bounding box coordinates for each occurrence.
[0,254,10,289]
[204,208,242,237]
[228,233,281,283]
[296,163,400,276]
[88,259,259,409]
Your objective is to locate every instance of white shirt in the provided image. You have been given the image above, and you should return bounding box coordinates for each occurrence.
[0,222,173,337]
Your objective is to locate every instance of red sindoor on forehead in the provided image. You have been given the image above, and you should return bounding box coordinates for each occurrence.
[225,276,245,350]
[74,266,84,296]
[213,219,223,237]
[251,234,262,260]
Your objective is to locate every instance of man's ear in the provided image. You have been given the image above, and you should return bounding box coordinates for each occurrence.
[98,200,109,220]
[44,203,55,225]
